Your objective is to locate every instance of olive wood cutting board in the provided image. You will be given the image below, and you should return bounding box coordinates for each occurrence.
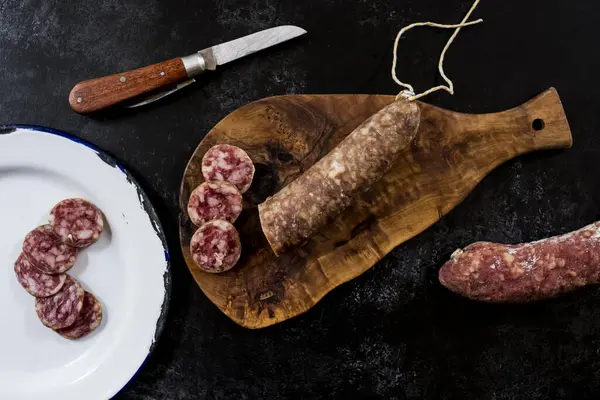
[179,88,572,329]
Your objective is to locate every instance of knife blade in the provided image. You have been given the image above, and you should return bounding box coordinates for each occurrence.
[69,25,307,114]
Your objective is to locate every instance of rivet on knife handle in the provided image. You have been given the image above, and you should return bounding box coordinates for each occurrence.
[68,56,205,114]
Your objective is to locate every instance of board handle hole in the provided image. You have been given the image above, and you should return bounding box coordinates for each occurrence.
[532,119,545,131]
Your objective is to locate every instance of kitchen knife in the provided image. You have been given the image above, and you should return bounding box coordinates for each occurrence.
[68,25,307,114]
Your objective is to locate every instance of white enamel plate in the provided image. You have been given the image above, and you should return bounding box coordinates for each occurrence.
[0,126,170,400]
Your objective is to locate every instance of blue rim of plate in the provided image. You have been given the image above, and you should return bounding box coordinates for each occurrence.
[0,123,171,393]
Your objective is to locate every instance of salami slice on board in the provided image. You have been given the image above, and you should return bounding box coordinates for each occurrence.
[202,144,255,193]
[258,99,421,255]
[190,220,242,273]
[22,225,78,274]
[49,198,104,248]
[439,221,600,302]
[56,292,103,339]
[14,253,67,298]
[35,275,85,329]
[187,181,243,226]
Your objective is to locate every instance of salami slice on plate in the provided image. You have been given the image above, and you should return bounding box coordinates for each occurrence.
[56,292,103,339]
[49,198,104,247]
[190,219,242,273]
[22,225,78,274]
[35,275,85,329]
[187,181,243,226]
[14,253,66,298]
[201,144,255,193]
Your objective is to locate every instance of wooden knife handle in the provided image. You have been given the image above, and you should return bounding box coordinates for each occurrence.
[69,58,188,114]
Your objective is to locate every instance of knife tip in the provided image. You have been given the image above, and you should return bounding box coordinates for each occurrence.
[285,25,307,36]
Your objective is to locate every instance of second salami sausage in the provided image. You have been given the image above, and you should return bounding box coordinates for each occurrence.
[439,221,600,302]
[258,99,421,255]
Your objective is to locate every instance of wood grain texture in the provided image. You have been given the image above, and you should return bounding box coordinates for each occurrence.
[69,58,187,114]
[179,88,572,329]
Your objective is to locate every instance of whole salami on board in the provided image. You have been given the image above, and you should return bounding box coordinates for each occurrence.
[190,220,242,273]
[439,221,600,302]
[56,292,103,339]
[35,275,85,329]
[187,181,243,226]
[14,253,66,298]
[22,225,78,274]
[202,144,255,193]
[258,99,421,255]
[49,198,104,248]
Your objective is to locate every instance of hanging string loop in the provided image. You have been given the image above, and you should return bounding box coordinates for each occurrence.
[392,0,484,101]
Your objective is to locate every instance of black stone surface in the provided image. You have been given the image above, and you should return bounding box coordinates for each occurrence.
[2,0,600,398]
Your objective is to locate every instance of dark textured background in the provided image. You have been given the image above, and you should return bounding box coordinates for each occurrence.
[2,0,600,398]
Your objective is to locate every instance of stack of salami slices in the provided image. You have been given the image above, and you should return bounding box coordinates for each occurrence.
[187,144,255,273]
[14,198,104,339]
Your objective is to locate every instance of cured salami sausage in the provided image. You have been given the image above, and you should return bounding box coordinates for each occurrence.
[22,225,78,274]
[35,275,85,329]
[56,292,103,339]
[49,198,104,247]
[190,220,242,273]
[14,253,66,298]
[202,144,255,193]
[439,221,600,302]
[187,181,243,226]
[258,99,421,255]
